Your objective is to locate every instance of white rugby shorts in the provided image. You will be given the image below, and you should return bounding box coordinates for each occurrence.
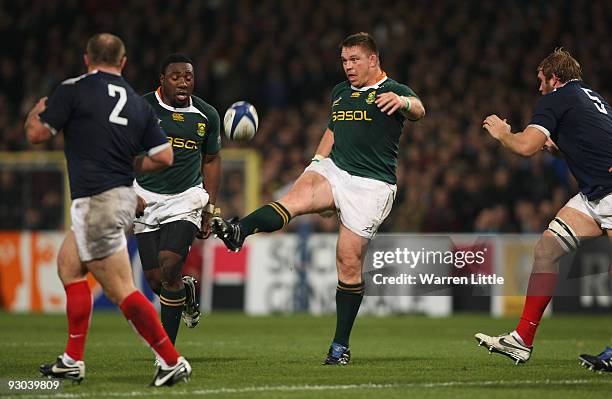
[305,158,396,238]
[132,181,209,234]
[71,186,136,262]
[566,191,612,229]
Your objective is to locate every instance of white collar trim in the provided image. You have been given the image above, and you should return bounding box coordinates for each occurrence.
[351,75,388,92]
[61,70,100,85]
[93,69,122,77]
[154,90,207,119]
[155,89,195,112]
[553,79,581,92]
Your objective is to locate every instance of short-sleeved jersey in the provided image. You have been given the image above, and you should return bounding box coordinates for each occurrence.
[136,89,221,194]
[528,80,612,200]
[327,75,418,184]
[39,70,168,200]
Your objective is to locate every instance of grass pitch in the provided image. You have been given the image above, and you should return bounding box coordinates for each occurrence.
[0,312,610,398]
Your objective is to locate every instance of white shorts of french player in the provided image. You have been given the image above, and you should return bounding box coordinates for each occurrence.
[305,158,396,239]
[132,181,209,234]
[566,191,612,230]
[71,186,137,262]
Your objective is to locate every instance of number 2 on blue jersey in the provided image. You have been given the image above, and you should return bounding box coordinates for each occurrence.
[108,84,128,125]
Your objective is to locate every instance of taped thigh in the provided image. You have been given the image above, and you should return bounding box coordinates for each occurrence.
[547,217,580,252]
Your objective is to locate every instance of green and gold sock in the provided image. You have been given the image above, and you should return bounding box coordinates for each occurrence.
[159,287,186,345]
[241,201,291,236]
[333,280,364,347]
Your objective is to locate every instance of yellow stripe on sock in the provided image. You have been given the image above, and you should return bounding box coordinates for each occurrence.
[159,295,186,303]
[159,298,185,308]
[269,202,288,225]
[336,285,364,293]
[160,296,186,305]
[274,202,291,223]
[269,202,289,226]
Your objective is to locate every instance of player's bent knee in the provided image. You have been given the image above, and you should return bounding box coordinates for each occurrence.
[282,172,333,216]
[280,191,309,217]
[159,251,184,286]
[57,235,86,284]
[160,273,183,288]
[546,217,580,252]
[57,260,85,285]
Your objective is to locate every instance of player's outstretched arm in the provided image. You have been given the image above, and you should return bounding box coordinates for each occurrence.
[198,152,221,239]
[375,93,425,121]
[202,153,221,206]
[482,114,547,157]
[25,97,54,144]
[133,144,173,173]
[312,128,334,161]
[403,96,425,121]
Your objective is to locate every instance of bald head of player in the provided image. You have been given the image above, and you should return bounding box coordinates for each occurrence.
[159,53,195,108]
[84,33,127,74]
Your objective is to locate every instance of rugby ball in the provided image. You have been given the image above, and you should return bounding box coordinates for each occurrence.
[223,101,258,141]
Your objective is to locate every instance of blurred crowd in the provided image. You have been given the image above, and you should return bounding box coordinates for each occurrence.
[1,0,611,233]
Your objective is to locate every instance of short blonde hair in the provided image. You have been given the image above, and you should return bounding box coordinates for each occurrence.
[538,48,582,83]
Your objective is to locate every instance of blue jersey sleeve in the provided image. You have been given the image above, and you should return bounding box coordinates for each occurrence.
[528,94,565,141]
[39,83,75,134]
[141,103,169,154]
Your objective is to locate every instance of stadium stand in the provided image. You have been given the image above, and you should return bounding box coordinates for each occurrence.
[1,0,610,233]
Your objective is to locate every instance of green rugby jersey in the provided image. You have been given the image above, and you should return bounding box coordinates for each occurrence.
[328,75,417,184]
[136,88,221,194]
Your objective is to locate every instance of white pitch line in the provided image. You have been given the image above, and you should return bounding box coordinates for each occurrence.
[8,379,612,399]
